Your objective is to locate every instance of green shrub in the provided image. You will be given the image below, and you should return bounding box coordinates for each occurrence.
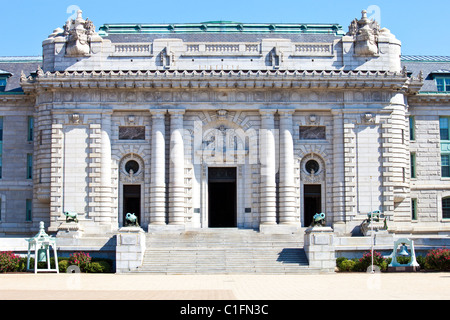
[425,248,450,271]
[68,252,92,272]
[356,251,388,272]
[59,259,70,273]
[340,259,357,272]
[86,261,111,273]
[336,251,389,272]
[336,257,347,271]
[416,255,426,270]
[0,251,21,273]
[396,256,411,265]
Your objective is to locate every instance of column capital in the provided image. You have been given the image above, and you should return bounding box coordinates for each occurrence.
[259,109,277,116]
[278,109,295,116]
[168,109,186,116]
[150,109,167,117]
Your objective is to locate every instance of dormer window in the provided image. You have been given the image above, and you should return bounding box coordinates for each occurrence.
[0,70,12,92]
[436,78,450,92]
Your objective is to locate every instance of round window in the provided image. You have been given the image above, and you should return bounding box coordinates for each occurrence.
[305,160,320,174]
[125,160,140,174]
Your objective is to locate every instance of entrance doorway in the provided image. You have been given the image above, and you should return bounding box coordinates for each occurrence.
[304,184,321,227]
[208,167,237,228]
[123,185,141,226]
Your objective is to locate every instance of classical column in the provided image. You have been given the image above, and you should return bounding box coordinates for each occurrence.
[168,110,185,225]
[278,110,296,224]
[150,110,167,225]
[259,109,277,225]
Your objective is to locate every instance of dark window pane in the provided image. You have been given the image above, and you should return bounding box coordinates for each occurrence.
[119,126,145,140]
[299,126,326,140]
[442,198,450,219]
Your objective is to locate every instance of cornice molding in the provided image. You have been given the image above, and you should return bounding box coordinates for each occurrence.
[22,69,422,92]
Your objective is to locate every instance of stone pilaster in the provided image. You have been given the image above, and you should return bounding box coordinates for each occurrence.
[343,119,357,219]
[168,110,185,225]
[150,110,167,225]
[331,110,346,225]
[99,113,112,225]
[278,109,296,224]
[87,123,102,223]
[259,109,277,225]
[48,123,63,232]
[385,93,411,226]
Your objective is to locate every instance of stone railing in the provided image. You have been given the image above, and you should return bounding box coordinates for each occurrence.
[183,43,261,56]
[293,43,333,56]
[205,44,240,53]
[112,43,152,56]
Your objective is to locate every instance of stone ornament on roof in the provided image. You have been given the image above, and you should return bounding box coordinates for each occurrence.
[63,10,99,57]
[347,10,380,56]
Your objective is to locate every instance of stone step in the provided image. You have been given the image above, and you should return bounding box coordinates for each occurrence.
[133,229,320,274]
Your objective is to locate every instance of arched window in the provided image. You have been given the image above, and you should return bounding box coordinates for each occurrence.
[442,197,450,219]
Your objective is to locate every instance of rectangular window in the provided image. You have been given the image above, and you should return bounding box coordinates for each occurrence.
[410,153,416,179]
[442,198,450,219]
[409,116,415,141]
[436,78,450,92]
[0,116,3,141]
[25,199,32,222]
[442,155,450,178]
[299,126,326,140]
[0,78,6,92]
[440,117,449,140]
[27,116,34,141]
[27,154,33,179]
[118,126,145,140]
[411,198,417,221]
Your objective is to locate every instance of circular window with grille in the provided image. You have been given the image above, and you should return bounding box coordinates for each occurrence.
[305,160,320,174]
[125,160,140,175]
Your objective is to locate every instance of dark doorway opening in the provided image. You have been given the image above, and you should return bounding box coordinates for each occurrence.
[304,184,321,227]
[123,185,141,226]
[208,167,237,228]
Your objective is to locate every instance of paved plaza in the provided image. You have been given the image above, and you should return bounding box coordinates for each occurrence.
[0,272,448,300]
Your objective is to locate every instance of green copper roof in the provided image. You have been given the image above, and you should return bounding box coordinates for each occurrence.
[98,22,345,36]
[401,55,450,63]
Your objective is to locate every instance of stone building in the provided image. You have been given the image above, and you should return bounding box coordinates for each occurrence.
[0,9,448,272]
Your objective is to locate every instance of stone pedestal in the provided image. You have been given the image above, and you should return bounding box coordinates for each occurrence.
[56,222,84,239]
[116,227,146,273]
[304,226,336,273]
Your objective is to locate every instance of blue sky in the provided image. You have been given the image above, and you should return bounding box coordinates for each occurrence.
[0,0,449,57]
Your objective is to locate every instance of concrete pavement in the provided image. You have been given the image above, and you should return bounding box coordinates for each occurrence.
[0,272,449,300]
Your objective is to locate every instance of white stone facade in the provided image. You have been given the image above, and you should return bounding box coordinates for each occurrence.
[1,10,449,264]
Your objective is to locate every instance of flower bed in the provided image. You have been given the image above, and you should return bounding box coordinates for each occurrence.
[336,248,450,272]
[0,251,113,273]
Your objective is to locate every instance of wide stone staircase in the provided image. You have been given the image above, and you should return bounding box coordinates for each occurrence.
[136,229,320,274]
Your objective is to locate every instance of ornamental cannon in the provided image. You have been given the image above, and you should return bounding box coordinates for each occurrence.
[125,212,139,227]
[311,213,326,227]
[64,211,78,223]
